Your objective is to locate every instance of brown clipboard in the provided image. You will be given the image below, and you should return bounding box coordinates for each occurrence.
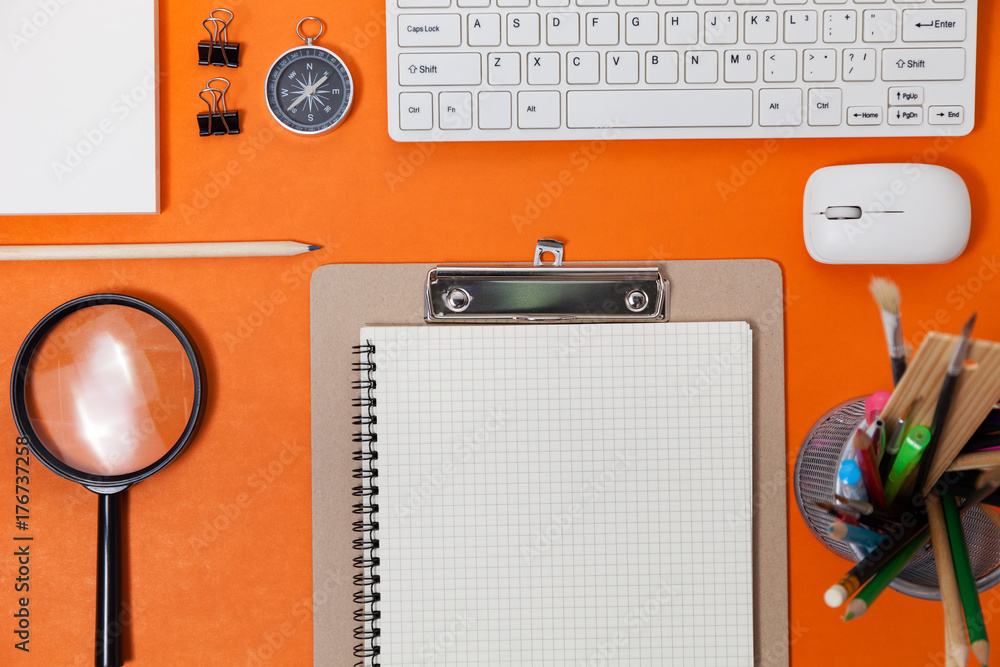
[310,257,788,666]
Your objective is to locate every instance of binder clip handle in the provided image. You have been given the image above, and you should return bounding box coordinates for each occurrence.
[198,8,239,67]
[197,78,240,136]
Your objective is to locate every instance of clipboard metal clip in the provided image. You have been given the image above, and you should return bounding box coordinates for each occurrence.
[425,239,669,322]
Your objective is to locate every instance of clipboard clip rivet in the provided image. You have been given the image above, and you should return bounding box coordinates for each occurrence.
[444,288,471,312]
[625,289,649,313]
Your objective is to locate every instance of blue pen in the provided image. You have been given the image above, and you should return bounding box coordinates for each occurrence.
[838,459,868,503]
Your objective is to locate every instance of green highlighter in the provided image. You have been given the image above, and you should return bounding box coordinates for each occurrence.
[884,425,932,507]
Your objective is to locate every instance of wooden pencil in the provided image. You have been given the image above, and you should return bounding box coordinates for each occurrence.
[0,241,321,261]
[980,504,1000,533]
[843,530,929,620]
[941,492,990,667]
[948,450,1000,472]
[926,493,971,667]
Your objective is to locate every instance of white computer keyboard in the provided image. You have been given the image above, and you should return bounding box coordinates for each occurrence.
[385,0,977,142]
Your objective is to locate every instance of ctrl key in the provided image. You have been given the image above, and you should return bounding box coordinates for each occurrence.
[400,92,433,130]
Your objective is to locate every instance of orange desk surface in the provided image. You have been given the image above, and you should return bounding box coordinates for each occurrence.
[1,2,998,666]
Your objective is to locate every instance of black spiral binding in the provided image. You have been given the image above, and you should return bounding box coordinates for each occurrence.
[352,342,380,666]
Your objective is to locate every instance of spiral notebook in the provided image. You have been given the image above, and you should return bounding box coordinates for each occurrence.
[354,321,754,665]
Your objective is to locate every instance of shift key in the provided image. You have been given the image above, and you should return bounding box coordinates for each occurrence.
[400,54,482,86]
[882,48,965,81]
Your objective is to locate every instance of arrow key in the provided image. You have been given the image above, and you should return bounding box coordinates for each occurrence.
[888,106,923,126]
[847,106,882,127]
[928,106,964,126]
[888,86,923,107]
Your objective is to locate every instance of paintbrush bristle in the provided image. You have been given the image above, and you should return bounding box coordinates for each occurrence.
[869,277,901,315]
[961,312,977,339]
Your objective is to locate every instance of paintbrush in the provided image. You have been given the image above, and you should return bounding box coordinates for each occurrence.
[870,277,907,385]
[912,313,977,500]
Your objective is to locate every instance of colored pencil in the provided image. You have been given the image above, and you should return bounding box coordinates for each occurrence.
[824,508,928,608]
[853,428,886,508]
[834,494,898,521]
[843,529,929,620]
[948,450,1000,472]
[941,492,990,667]
[829,521,886,551]
[927,493,972,667]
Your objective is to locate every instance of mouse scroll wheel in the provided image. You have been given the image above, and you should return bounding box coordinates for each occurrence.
[824,206,863,220]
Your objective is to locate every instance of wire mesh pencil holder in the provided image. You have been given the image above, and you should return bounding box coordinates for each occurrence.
[794,397,1000,600]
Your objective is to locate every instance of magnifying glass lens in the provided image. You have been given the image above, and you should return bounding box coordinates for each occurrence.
[23,304,195,477]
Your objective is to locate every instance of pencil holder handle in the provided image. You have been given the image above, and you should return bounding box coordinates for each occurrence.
[794,396,1000,601]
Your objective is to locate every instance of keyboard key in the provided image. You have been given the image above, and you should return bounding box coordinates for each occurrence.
[902,9,966,43]
[468,14,501,46]
[440,92,473,129]
[546,12,580,45]
[842,49,876,82]
[803,49,836,81]
[518,91,561,128]
[928,106,964,125]
[724,50,758,83]
[665,13,699,45]
[881,48,965,81]
[823,10,856,43]
[759,88,803,127]
[784,11,818,44]
[808,88,842,126]
[889,86,924,106]
[398,14,462,48]
[863,9,897,44]
[507,13,541,46]
[847,106,883,126]
[685,50,718,83]
[888,106,923,126]
[763,49,797,82]
[745,11,778,45]
[488,52,522,85]
[527,51,561,84]
[645,51,679,84]
[478,91,512,129]
[607,51,640,83]
[586,13,620,44]
[399,92,433,130]
[704,12,738,44]
[566,90,753,128]
[567,51,600,83]
[400,53,483,85]
[625,12,659,45]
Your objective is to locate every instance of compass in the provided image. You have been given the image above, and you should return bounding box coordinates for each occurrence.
[265,17,353,135]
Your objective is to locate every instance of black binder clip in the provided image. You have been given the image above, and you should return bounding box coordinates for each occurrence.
[197,78,241,136]
[198,9,240,68]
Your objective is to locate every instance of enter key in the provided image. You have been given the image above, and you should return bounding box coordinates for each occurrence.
[902,9,966,43]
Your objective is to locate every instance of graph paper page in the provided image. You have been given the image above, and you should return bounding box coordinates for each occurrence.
[362,322,753,666]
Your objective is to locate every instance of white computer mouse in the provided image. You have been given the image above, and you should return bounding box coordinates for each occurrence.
[803,164,971,264]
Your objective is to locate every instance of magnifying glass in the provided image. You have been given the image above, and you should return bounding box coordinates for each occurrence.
[10,294,204,667]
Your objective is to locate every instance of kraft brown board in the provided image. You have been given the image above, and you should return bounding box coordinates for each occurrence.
[310,259,789,666]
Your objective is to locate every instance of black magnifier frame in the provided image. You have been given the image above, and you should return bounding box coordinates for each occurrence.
[9,294,205,667]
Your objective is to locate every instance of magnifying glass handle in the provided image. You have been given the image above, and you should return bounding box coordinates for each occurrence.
[96,492,123,667]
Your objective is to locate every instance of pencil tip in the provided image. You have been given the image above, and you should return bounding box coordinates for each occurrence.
[971,638,989,666]
[843,612,854,621]
[308,245,322,252]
